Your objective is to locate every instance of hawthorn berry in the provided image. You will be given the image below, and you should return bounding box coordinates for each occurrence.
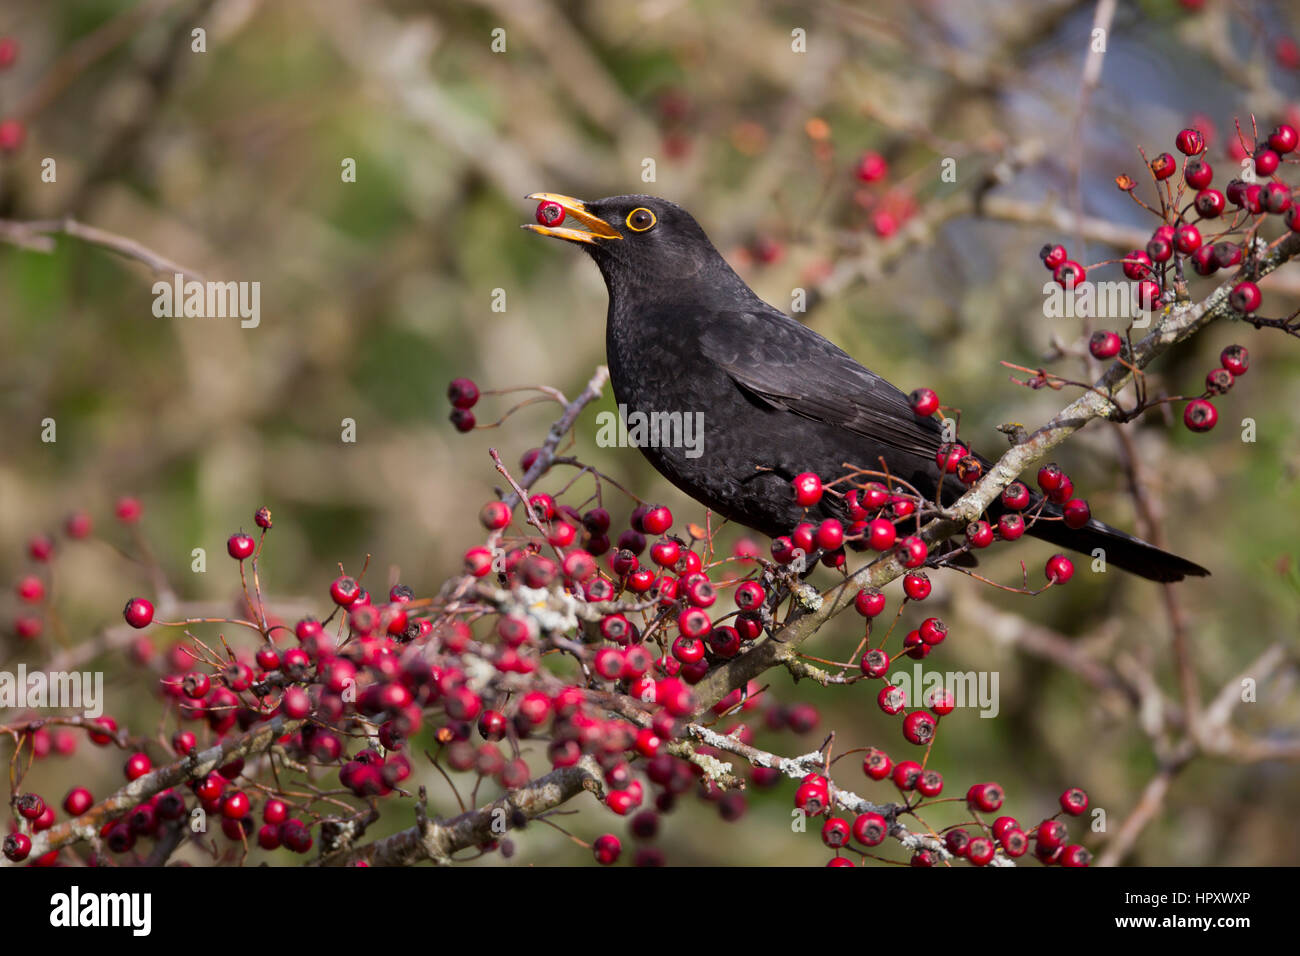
[124,752,152,780]
[1045,554,1074,584]
[1122,250,1152,279]
[3,833,31,862]
[854,587,887,617]
[64,786,93,816]
[860,648,890,679]
[1062,498,1091,529]
[821,817,851,848]
[945,828,971,857]
[854,151,888,182]
[966,837,995,866]
[227,533,255,560]
[1149,151,1176,180]
[1183,157,1212,189]
[641,506,673,535]
[1220,344,1249,376]
[815,518,844,551]
[902,711,937,746]
[16,575,44,602]
[852,812,888,846]
[1183,398,1218,433]
[919,616,948,645]
[1036,819,1068,850]
[877,685,907,716]
[1039,244,1067,270]
[966,519,993,548]
[1255,148,1280,177]
[1037,463,1064,493]
[1269,124,1299,154]
[902,571,931,601]
[862,748,892,780]
[1194,188,1225,218]
[115,496,143,522]
[1060,844,1092,867]
[330,575,361,606]
[123,597,154,629]
[447,378,480,409]
[891,760,923,791]
[1089,331,1122,359]
[792,472,823,506]
[909,387,939,416]
[898,536,927,568]
[966,781,1004,813]
[1175,128,1205,155]
[17,793,46,820]
[1053,260,1086,289]
[1173,223,1201,255]
[1060,786,1090,815]
[1001,481,1030,510]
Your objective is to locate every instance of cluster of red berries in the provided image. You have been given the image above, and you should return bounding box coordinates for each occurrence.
[1183,344,1248,433]
[9,498,135,643]
[447,377,480,432]
[792,768,1092,867]
[852,150,917,239]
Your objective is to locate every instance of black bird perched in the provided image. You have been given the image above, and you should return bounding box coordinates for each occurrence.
[524,193,1208,583]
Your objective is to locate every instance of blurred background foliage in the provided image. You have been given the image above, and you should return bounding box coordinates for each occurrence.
[1,0,1298,865]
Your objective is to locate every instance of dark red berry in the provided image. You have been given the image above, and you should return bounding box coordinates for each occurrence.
[449,408,476,432]
[1194,188,1225,218]
[1062,498,1090,529]
[1220,344,1249,376]
[1089,331,1122,359]
[1183,157,1212,189]
[447,378,480,409]
[1175,128,1205,155]
[1149,152,1176,180]
[1039,244,1067,270]
[1183,398,1217,432]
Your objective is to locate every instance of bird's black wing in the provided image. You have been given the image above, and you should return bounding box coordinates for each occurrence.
[698,308,946,460]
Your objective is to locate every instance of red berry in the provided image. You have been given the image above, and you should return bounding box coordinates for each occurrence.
[1060,786,1089,815]
[1039,244,1067,270]
[966,519,993,548]
[1183,398,1218,433]
[1220,344,1249,376]
[919,616,947,645]
[1183,157,1213,189]
[891,760,922,791]
[821,817,851,848]
[123,597,154,629]
[1205,367,1234,395]
[1255,148,1280,176]
[897,536,927,568]
[927,688,956,717]
[877,684,907,716]
[966,782,1004,813]
[124,752,152,781]
[3,833,31,862]
[1001,481,1030,510]
[1062,498,1091,529]
[1175,128,1205,155]
[1195,188,1225,218]
[641,506,672,536]
[902,710,937,745]
[592,833,621,864]
[1121,250,1152,280]
[330,575,361,606]
[792,473,823,506]
[1036,819,1069,850]
[998,513,1025,540]
[447,378,480,409]
[1149,152,1176,180]
[902,571,931,601]
[227,533,255,560]
[854,588,887,617]
[115,497,142,522]
[1268,124,1298,154]
[854,151,888,183]
[64,786,94,816]
[1089,331,1122,359]
[966,837,995,866]
[1060,844,1092,867]
[1045,554,1074,584]
[16,575,44,603]
[862,748,892,780]
[909,387,939,417]
[734,580,765,611]
[851,811,888,846]
[0,119,25,152]
[815,518,844,551]
[1173,223,1201,254]
[1036,463,1064,493]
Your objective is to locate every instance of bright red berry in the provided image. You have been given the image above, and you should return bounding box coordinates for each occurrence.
[1220,344,1249,376]
[1175,128,1205,155]
[123,597,154,629]
[792,473,823,506]
[1183,398,1218,433]
[227,533,255,560]
[902,571,931,601]
[124,752,152,781]
[1060,787,1089,815]
[909,387,939,417]
[1045,554,1074,584]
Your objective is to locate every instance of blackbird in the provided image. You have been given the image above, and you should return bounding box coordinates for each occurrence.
[524,193,1208,583]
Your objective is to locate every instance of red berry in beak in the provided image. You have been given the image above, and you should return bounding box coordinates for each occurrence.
[535,201,565,227]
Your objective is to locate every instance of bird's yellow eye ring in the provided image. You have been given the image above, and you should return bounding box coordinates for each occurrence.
[626,207,656,232]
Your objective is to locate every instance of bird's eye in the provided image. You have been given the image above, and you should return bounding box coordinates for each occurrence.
[626,207,656,232]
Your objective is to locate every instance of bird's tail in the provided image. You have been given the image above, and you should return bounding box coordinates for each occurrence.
[1025,506,1209,583]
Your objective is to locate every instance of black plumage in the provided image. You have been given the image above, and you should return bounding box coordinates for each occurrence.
[524,193,1208,583]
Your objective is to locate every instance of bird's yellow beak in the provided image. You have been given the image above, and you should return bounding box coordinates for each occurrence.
[522,193,622,245]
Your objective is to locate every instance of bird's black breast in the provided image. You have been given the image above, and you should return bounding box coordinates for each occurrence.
[605,301,948,538]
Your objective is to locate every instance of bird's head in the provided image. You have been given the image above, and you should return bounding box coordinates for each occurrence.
[523,193,739,298]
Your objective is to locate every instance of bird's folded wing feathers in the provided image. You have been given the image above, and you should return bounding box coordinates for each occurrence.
[698,310,946,460]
